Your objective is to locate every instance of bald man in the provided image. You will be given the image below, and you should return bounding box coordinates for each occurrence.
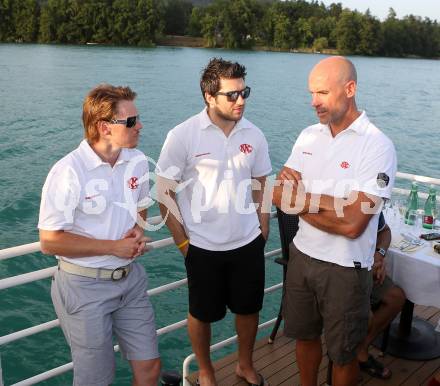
[273,57,397,386]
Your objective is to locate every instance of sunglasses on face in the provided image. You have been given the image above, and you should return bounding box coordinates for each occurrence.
[110,114,140,128]
[215,86,251,102]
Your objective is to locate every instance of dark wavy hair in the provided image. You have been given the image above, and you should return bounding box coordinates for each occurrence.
[200,58,246,105]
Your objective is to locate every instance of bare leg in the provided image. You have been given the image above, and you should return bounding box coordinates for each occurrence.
[296,338,322,386]
[358,286,405,361]
[187,313,217,386]
[332,358,359,386]
[235,313,261,384]
[130,358,161,386]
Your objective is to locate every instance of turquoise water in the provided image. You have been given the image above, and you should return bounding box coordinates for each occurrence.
[0,44,439,385]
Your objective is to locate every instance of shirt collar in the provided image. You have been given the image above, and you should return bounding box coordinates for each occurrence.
[78,139,130,171]
[319,111,369,136]
[199,108,249,133]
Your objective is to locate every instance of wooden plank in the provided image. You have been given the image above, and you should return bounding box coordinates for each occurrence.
[402,356,440,385]
[363,358,424,385]
[187,307,440,386]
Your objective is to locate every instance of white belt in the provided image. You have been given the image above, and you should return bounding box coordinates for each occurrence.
[58,259,131,281]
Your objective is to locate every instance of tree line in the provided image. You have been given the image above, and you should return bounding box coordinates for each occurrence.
[1,0,439,58]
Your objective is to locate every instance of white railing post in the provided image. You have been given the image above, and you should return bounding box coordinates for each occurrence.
[0,353,4,386]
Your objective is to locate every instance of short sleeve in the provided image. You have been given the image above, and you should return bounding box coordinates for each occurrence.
[156,131,188,181]
[251,135,272,177]
[136,157,153,209]
[38,164,81,231]
[284,131,305,172]
[358,137,397,199]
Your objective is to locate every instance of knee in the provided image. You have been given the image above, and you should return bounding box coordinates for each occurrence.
[383,286,406,310]
[133,358,161,385]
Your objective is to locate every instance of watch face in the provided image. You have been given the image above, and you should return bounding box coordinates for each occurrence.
[376,248,386,257]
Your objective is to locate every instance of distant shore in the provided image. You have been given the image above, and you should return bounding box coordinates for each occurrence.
[156,35,340,55]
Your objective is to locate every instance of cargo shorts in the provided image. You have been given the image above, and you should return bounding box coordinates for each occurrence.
[51,262,159,386]
[283,243,372,365]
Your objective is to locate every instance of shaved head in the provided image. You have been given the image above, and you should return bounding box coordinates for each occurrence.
[308,56,360,134]
[310,56,357,85]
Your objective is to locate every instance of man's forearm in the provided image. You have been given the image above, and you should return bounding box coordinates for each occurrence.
[252,176,270,238]
[157,176,188,244]
[39,230,114,257]
[159,202,188,244]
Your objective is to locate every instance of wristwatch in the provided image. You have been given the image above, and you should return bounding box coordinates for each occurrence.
[376,247,387,257]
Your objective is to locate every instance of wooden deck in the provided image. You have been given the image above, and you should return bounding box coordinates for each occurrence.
[187,305,440,386]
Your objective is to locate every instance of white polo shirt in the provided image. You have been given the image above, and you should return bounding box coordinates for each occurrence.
[285,111,397,269]
[38,140,150,269]
[156,108,272,251]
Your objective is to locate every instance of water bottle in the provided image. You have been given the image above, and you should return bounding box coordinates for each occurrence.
[423,185,437,229]
[404,182,419,225]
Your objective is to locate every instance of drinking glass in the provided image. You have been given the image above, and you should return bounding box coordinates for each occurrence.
[432,206,438,230]
[406,209,417,232]
[416,209,425,232]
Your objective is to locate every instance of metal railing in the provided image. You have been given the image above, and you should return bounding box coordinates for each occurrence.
[0,171,438,385]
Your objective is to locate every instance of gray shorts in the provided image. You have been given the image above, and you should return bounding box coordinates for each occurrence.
[283,243,372,365]
[51,262,159,386]
[371,275,395,308]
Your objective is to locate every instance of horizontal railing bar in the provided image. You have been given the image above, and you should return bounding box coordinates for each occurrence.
[0,320,60,346]
[11,362,74,386]
[0,242,41,262]
[0,238,175,291]
[396,171,440,186]
[0,266,57,291]
[0,215,165,261]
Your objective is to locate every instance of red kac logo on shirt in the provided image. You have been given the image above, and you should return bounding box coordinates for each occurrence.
[239,144,253,154]
[340,161,350,169]
[127,177,139,190]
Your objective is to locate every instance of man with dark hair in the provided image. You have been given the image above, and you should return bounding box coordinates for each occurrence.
[39,84,160,386]
[273,56,397,386]
[157,58,272,386]
[357,212,406,379]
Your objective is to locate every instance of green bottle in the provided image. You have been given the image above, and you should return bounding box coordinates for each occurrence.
[423,185,437,229]
[405,182,419,225]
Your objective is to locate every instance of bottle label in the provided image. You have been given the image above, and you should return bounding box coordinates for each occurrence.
[423,215,433,225]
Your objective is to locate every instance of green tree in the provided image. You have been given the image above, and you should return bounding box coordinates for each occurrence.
[187,6,204,37]
[163,0,193,35]
[11,0,39,42]
[312,36,328,51]
[137,0,164,45]
[335,9,361,54]
[357,9,381,55]
[0,0,14,41]
[273,13,293,49]
[380,8,405,56]
[221,0,260,49]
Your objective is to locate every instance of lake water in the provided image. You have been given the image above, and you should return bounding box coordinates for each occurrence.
[0,44,439,385]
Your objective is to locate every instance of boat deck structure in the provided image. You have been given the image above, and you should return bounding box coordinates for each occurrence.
[187,305,440,386]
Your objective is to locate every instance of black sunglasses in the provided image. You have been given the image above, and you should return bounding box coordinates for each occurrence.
[215,86,251,102]
[110,114,140,128]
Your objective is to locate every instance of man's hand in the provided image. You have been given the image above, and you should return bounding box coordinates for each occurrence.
[278,167,302,184]
[119,226,151,259]
[260,226,269,241]
[372,253,386,285]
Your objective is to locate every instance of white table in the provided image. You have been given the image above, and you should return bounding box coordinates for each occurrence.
[381,220,440,360]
